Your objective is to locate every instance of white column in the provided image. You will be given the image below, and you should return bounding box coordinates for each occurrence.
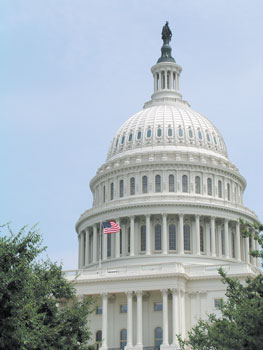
[164,70,167,89]
[235,221,241,261]
[172,289,179,346]
[170,71,173,90]
[161,289,169,347]
[78,234,81,268]
[210,217,216,257]
[85,229,89,266]
[80,232,84,268]
[217,224,222,258]
[179,214,184,254]
[256,241,260,267]
[136,291,143,349]
[154,73,157,92]
[245,236,250,263]
[93,224,97,263]
[205,222,210,256]
[195,215,200,255]
[103,231,107,261]
[130,216,135,257]
[101,293,108,350]
[251,237,256,266]
[224,219,229,258]
[146,214,151,255]
[180,290,186,338]
[122,223,126,257]
[175,73,178,90]
[126,291,133,348]
[115,218,120,258]
[162,214,168,254]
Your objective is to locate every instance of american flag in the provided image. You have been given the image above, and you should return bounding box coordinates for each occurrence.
[102,221,120,234]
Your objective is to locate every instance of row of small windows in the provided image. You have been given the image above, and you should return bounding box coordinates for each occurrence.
[104,176,233,202]
[114,128,220,147]
[95,327,163,350]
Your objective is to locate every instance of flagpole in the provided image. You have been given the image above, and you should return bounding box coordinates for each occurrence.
[99,222,102,269]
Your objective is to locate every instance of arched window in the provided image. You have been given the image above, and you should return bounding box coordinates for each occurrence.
[96,330,102,350]
[115,137,119,147]
[128,133,133,142]
[227,183,230,201]
[169,224,176,250]
[182,175,188,193]
[200,226,204,252]
[120,329,127,350]
[137,130,142,140]
[140,225,146,252]
[188,128,193,138]
[119,180,124,198]
[157,128,162,137]
[206,132,211,142]
[198,130,203,140]
[110,182,114,200]
[155,175,161,192]
[121,135,125,145]
[103,185,106,203]
[195,176,201,194]
[107,234,111,257]
[154,327,163,349]
[142,175,148,193]
[147,129,152,138]
[207,178,212,196]
[218,180,222,198]
[168,127,173,137]
[184,224,191,251]
[155,224,162,251]
[169,174,175,192]
[178,127,183,137]
[130,177,135,195]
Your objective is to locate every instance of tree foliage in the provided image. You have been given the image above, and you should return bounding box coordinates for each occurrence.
[0,224,93,350]
[178,219,263,350]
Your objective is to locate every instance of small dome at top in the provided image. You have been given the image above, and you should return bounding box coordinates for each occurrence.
[107,103,228,161]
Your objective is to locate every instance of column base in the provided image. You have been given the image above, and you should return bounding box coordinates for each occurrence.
[134,345,143,350]
[160,344,170,350]
[100,346,108,350]
[124,345,134,350]
[171,341,180,350]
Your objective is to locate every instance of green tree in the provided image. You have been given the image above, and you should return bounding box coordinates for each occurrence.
[178,219,263,350]
[0,224,93,350]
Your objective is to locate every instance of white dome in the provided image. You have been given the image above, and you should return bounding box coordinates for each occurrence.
[107,102,228,161]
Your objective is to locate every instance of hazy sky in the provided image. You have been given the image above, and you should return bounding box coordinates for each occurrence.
[2,1,263,269]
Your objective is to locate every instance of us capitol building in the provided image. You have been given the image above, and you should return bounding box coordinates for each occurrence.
[66,23,260,350]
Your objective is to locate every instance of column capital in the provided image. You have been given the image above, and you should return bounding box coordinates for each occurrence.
[195,214,200,219]
[171,288,178,295]
[126,291,133,297]
[161,289,168,295]
[101,292,108,298]
[179,213,184,218]
[162,213,167,218]
[146,214,151,219]
[136,290,143,297]
[130,215,135,220]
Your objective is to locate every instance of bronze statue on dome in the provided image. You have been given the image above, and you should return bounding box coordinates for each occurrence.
[161,21,172,45]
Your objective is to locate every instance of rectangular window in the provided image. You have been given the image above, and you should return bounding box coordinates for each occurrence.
[154,302,163,311]
[214,298,223,309]
[120,304,127,313]
[96,306,102,314]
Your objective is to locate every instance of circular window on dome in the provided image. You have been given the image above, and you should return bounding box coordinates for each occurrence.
[188,128,193,138]
[206,132,211,142]
[178,127,183,137]
[157,127,162,137]
[121,135,125,145]
[137,130,142,140]
[198,130,203,140]
[115,137,119,147]
[168,127,173,137]
[128,132,133,142]
[146,129,152,138]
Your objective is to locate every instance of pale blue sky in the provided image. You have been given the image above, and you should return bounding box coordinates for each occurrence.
[1,1,263,269]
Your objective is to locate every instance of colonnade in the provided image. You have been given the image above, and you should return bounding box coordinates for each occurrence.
[100,289,184,350]
[153,69,179,92]
[78,214,259,269]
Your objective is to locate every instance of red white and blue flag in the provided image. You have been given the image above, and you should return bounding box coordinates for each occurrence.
[102,221,120,234]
